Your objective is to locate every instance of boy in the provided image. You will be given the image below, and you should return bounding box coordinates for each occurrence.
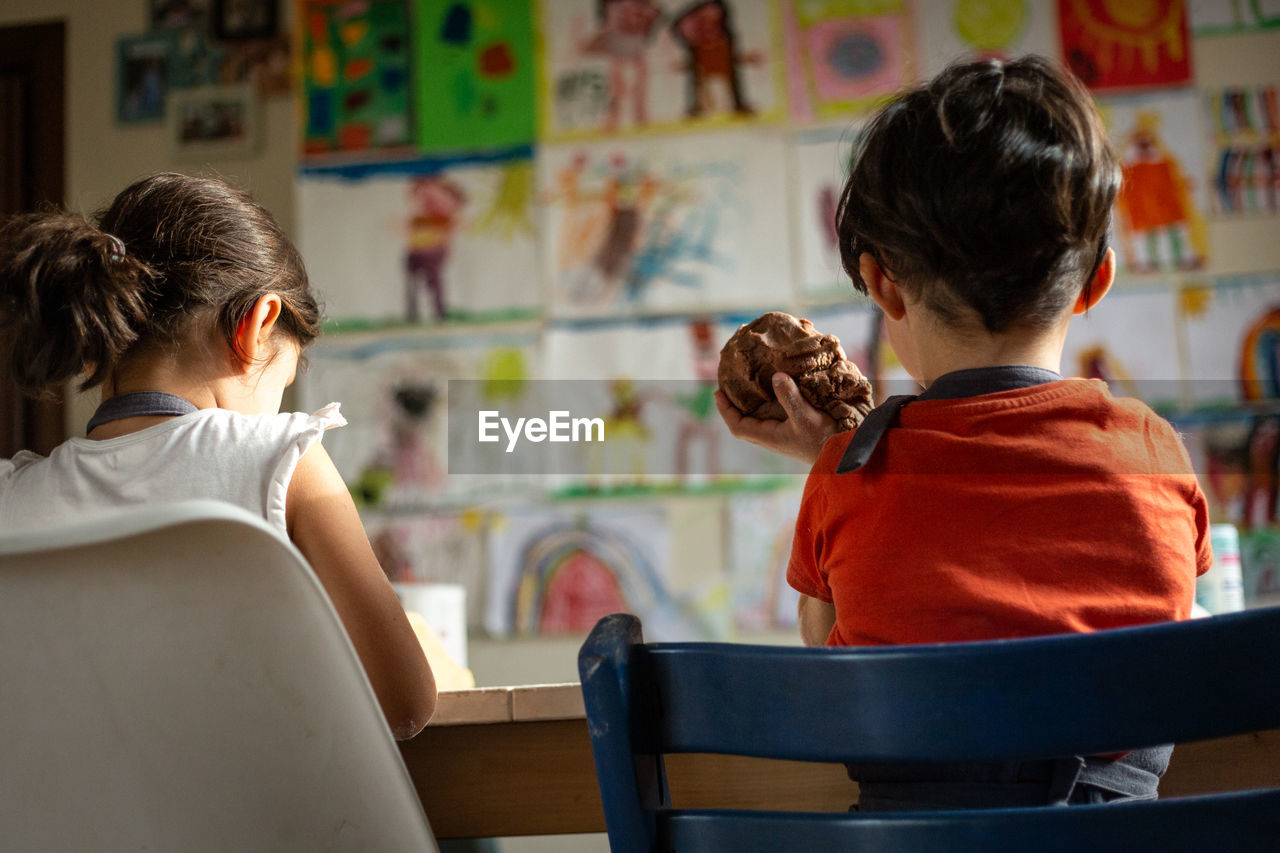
[716,57,1212,810]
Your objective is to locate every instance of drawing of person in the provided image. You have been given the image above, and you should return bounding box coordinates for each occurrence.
[674,320,722,482]
[405,176,467,322]
[669,0,761,118]
[579,0,663,132]
[1115,110,1204,272]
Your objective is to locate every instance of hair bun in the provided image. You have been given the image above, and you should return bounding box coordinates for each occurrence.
[0,211,151,397]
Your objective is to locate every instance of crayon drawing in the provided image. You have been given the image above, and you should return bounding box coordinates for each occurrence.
[297,159,541,324]
[1178,413,1279,533]
[366,510,488,626]
[914,0,1060,78]
[485,507,714,639]
[538,0,782,141]
[1204,86,1280,216]
[783,0,915,122]
[542,317,804,487]
[1177,275,1280,407]
[1061,284,1181,408]
[1101,91,1209,274]
[1189,0,1280,34]
[727,489,802,631]
[1056,0,1192,92]
[412,0,537,152]
[300,0,412,156]
[296,330,540,506]
[792,124,862,297]
[539,131,791,317]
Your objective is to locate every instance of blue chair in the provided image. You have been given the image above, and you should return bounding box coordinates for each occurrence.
[579,611,1280,852]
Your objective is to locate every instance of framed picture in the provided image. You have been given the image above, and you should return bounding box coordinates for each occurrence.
[212,0,279,40]
[150,0,211,29]
[117,32,177,123]
[168,85,259,158]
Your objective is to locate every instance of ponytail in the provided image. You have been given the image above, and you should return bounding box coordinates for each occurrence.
[0,212,152,398]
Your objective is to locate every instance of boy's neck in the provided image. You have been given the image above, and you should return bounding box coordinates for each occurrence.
[910,314,1070,390]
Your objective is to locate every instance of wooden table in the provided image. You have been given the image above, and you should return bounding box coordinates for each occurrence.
[399,684,1280,840]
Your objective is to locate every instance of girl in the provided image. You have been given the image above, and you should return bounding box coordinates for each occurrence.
[0,172,436,739]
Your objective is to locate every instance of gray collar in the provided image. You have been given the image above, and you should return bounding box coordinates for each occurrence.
[835,365,1063,473]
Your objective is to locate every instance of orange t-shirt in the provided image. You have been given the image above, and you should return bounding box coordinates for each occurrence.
[788,379,1213,647]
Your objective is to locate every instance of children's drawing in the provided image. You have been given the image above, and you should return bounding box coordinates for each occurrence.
[1056,0,1192,91]
[674,320,723,481]
[1101,92,1209,274]
[486,507,712,639]
[783,0,915,122]
[727,489,802,631]
[405,175,468,321]
[914,0,1060,78]
[792,124,863,297]
[539,0,781,140]
[539,131,792,317]
[1189,0,1280,34]
[297,159,541,324]
[300,0,412,157]
[366,510,488,626]
[413,0,537,152]
[1177,275,1280,407]
[295,329,540,506]
[1062,283,1181,408]
[670,1,765,117]
[1205,86,1280,216]
[542,317,806,487]
[1178,412,1280,535]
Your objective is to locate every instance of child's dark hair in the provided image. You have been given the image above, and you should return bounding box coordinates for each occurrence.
[836,56,1118,334]
[0,172,320,398]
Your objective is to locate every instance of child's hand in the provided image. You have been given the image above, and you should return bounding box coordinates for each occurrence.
[715,373,839,466]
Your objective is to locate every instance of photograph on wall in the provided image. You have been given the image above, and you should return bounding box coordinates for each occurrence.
[300,0,412,157]
[295,328,541,507]
[117,31,176,123]
[1189,0,1280,34]
[168,84,258,159]
[791,123,861,298]
[220,35,294,96]
[914,0,1060,78]
[1061,282,1182,409]
[726,488,802,632]
[539,130,792,317]
[783,0,916,122]
[213,0,280,40]
[1100,90,1209,274]
[413,0,537,153]
[1178,274,1280,408]
[298,158,542,324]
[1203,85,1280,216]
[151,0,211,29]
[538,0,783,141]
[1057,0,1192,91]
[485,505,719,639]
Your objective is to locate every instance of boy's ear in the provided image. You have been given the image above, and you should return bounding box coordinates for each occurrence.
[1074,248,1115,315]
[232,293,284,369]
[860,253,907,321]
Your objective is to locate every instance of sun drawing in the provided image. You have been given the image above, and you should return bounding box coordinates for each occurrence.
[1064,0,1185,76]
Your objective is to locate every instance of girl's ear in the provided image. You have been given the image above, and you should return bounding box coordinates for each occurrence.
[1074,248,1115,315]
[232,293,284,370]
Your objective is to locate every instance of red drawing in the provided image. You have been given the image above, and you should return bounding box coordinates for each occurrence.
[1057,0,1191,91]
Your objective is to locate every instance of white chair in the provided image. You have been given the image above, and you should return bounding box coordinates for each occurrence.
[0,500,438,852]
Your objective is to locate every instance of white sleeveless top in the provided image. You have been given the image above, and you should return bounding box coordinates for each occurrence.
[0,403,345,536]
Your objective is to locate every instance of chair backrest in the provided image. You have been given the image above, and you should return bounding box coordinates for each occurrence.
[579,612,1280,853]
[0,500,437,853]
